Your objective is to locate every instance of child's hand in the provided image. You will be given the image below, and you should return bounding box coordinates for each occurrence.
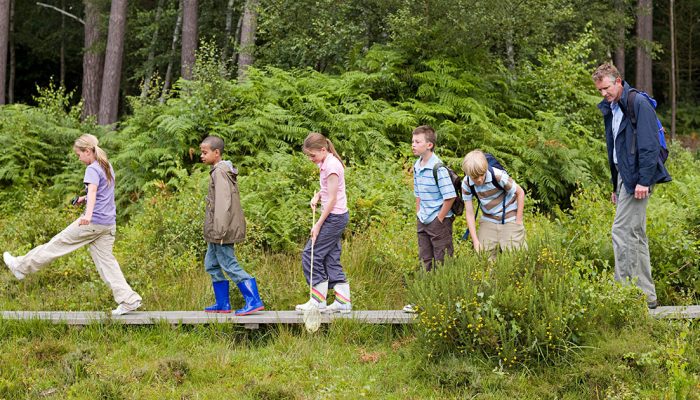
[310,192,320,211]
[77,196,86,205]
[472,239,481,252]
[310,222,321,242]
[78,216,91,225]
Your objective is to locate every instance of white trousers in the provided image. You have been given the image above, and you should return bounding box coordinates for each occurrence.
[15,220,142,306]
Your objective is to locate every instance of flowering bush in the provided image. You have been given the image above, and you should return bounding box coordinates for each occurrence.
[409,237,644,367]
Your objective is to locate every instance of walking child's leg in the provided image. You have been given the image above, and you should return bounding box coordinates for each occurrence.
[88,225,142,306]
[217,244,252,284]
[417,219,435,271]
[204,243,231,313]
[204,243,227,282]
[14,220,93,275]
[429,216,454,265]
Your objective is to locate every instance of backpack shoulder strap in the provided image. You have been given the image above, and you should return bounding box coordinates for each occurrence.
[489,166,504,191]
[432,163,444,186]
[626,89,639,156]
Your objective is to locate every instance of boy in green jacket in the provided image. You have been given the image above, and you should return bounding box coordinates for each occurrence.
[200,135,264,315]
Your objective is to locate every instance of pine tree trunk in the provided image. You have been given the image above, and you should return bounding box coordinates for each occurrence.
[141,0,165,99]
[237,0,258,80]
[8,0,14,103]
[161,0,183,103]
[82,0,104,120]
[670,0,676,142]
[180,0,198,80]
[221,0,235,63]
[98,0,128,126]
[60,0,66,87]
[614,0,626,78]
[635,0,653,94]
[0,0,10,105]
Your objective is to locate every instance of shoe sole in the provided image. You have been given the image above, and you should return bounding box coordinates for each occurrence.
[234,306,265,316]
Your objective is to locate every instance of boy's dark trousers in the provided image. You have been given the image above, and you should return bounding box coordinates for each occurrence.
[417,216,454,271]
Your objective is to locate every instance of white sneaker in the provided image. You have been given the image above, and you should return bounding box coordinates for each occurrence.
[111,301,141,316]
[402,304,417,313]
[325,300,352,314]
[3,252,25,280]
[295,298,327,313]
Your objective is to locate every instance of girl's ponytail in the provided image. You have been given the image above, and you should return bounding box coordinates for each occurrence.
[74,134,114,185]
[303,132,344,168]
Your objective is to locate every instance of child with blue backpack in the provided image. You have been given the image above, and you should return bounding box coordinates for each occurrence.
[461,150,526,260]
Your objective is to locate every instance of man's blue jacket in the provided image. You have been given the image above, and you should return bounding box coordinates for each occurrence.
[597,81,671,195]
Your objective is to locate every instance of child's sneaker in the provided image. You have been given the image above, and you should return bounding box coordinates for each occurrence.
[295,298,327,312]
[3,252,25,280]
[402,304,417,313]
[111,300,141,316]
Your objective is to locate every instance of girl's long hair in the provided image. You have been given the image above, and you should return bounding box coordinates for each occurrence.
[303,132,344,167]
[74,134,114,185]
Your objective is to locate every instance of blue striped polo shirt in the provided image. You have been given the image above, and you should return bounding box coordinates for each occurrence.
[461,168,518,224]
[414,153,457,224]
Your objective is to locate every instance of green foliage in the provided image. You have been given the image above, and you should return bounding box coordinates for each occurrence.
[408,236,646,367]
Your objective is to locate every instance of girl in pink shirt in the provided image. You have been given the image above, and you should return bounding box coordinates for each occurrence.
[295,132,351,313]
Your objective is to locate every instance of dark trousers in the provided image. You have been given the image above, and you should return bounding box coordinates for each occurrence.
[302,212,349,287]
[417,216,454,271]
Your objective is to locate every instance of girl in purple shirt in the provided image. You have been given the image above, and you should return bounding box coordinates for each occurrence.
[3,134,142,316]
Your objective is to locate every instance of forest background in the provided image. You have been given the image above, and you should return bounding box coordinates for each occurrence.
[0,0,699,398]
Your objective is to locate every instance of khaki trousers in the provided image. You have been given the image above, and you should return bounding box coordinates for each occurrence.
[15,220,142,306]
[478,220,527,260]
[612,176,657,302]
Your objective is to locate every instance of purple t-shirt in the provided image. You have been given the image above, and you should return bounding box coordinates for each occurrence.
[83,161,116,225]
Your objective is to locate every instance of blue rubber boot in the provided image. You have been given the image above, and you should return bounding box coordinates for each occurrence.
[205,280,232,313]
[235,278,265,316]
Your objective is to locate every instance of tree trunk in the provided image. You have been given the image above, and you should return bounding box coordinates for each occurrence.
[0,0,10,105]
[614,0,626,78]
[98,0,128,126]
[8,0,14,103]
[635,0,653,94]
[180,0,198,80]
[161,0,183,103]
[60,0,66,87]
[670,0,676,142]
[221,0,235,63]
[82,0,104,120]
[237,0,258,80]
[141,0,165,99]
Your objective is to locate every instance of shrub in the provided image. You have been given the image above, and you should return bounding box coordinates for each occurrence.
[408,236,644,367]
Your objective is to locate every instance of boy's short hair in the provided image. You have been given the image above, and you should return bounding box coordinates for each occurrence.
[201,136,225,153]
[462,150,488,179]
[412,125,437,149]
[592,63,621,83]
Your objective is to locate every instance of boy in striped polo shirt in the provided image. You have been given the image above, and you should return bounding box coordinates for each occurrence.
[461,150,526,260]
[411,125,457,271]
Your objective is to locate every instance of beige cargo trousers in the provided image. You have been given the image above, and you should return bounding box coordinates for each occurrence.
[14,220,142,306]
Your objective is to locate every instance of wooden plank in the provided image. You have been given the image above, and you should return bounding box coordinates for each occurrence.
[649,305,700,319]
[2,306,697,328]
[0,310,416,328]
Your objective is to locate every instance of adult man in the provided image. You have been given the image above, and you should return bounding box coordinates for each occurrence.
[592,63,671,309]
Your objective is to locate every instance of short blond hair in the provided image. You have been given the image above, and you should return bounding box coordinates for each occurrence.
[462,150,488,179]
[592,63,621,83]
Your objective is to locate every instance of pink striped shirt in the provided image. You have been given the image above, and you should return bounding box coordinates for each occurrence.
[318,154,348,214]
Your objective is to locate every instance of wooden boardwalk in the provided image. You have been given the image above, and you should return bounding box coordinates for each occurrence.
[0,306,696,329]
[0,310,415,329]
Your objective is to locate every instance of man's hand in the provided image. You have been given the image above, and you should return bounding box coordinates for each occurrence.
[634,184,650,199]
